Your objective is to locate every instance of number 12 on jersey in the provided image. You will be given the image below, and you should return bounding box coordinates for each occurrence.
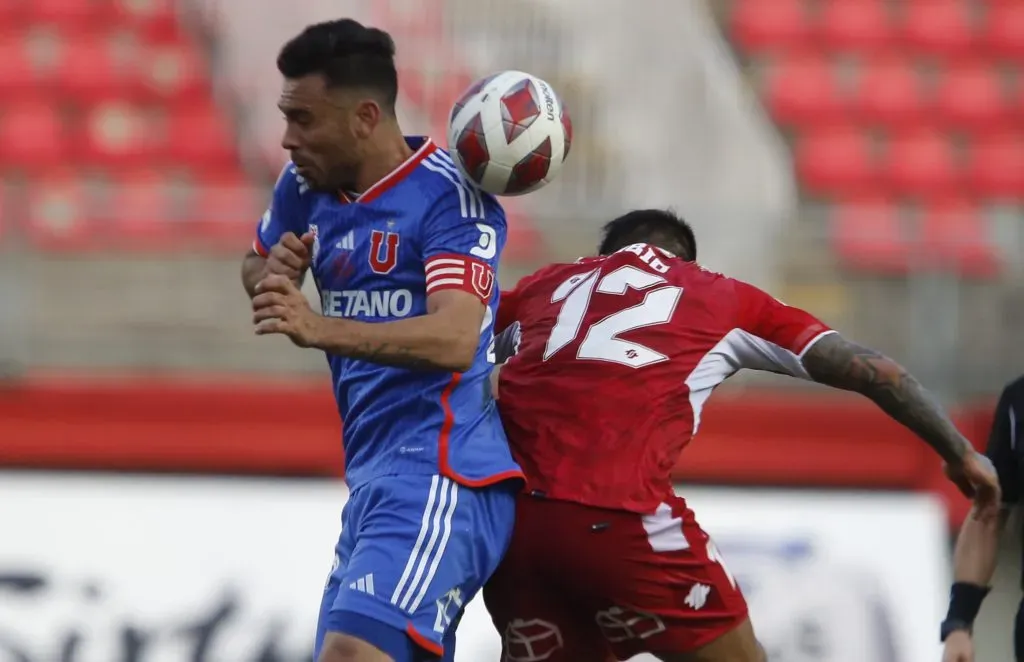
[543,265,683,369]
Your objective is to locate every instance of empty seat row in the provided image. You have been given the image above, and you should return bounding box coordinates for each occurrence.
[733,0,1024,58]
[765,56,1022,129]
[830,196,1000,277]
[0,31,208,103]
[0,101,239,170]
[0,0,180,40]
[797,128,1024,198]
[7,171,262,250]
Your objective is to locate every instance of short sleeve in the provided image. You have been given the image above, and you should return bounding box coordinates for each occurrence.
[733,279,834,357]
[421,193,506,304]
[985,379,1023,504]
[252,163,309,257]
[721,278,835,378]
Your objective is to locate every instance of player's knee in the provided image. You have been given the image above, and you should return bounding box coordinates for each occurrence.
[318,631,395,662]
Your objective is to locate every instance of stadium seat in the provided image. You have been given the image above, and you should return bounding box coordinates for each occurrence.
[899,0,974,57]
[831,196,909,273]
[819,0,892,53]
[852,56,925,127]
[0,101,66,170]
[934,62,1009,131]
[881,129,958,196]
[164,102,239,169]
[74,100,159,168]
[56,33,141,103]
[919,198,998,277]
[984,3,1024,59]
[138,41,208,102]
[27,0,107,27]
[102,170,173,227]
[23,172,92,248]
[796,126,875,194]
[109,0,181,41]
[730,0,809,52]
[966,132,1024,199]
[763,55,844,126]
[0,33,50,96]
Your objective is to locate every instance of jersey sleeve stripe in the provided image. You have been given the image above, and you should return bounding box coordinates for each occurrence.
[427,278,466,292]
[427,267,466,278]
[424,254,494,301]
[422,154,485,220]
[252,236,270,257]
[796,329,839,360]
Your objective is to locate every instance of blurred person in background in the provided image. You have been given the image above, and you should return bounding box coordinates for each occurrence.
[942,376,1024,662]
[485,209,999,662]
[241,18,523,662]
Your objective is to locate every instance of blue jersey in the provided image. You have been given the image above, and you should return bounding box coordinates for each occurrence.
[254,137,523,490]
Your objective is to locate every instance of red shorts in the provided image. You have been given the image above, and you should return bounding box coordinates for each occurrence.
[482,492,749,661]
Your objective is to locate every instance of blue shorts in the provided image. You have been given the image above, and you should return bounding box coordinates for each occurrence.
[315,474,517,661]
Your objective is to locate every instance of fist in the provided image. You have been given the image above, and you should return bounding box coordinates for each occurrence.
[265,231,316,283]
[945,451,1001,522]
[942,629,973,662]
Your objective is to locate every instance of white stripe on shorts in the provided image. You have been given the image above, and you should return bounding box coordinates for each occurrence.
[390,475,460,612]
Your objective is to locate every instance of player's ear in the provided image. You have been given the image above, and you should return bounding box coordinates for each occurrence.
[351,98,382,139]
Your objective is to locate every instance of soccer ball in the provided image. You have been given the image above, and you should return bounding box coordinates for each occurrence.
[447,70,573,197]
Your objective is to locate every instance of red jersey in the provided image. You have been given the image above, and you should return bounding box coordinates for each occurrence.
[495,243,833,513]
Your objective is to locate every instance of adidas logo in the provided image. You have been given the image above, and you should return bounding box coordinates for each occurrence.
[349,573,375,596]
[336,230,355,250]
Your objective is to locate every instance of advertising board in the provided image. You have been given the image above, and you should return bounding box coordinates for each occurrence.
[0,473,947,661]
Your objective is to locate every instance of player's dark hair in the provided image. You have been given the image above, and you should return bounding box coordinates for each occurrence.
[598,209,697,260]
[277,19,398,112]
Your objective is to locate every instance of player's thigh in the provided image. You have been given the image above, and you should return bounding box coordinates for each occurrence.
[483,563,613,662]
[319,474,517,661]
[655,618,765,662]
[567,496,751,660]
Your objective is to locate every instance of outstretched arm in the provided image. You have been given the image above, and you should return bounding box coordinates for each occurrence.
[800,333,972,464]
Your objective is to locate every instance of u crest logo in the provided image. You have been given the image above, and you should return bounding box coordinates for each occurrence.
[470,262,495,302]
[369,230,400,274]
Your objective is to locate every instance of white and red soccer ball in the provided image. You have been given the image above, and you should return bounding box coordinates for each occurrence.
[447,70,573,196]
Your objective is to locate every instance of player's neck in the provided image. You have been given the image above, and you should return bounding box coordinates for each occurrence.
[353,130,415,195]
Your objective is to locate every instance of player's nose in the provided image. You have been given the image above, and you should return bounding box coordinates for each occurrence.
[281,127,301,152]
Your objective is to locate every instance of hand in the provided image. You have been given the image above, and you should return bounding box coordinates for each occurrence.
[942,629,974,662]
[252,274,324,348]
[945,451,1001,522]
[265,231,316,283]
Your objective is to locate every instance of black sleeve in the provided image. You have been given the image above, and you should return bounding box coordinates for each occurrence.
[493,321,522,365]
[985,379,1023,504]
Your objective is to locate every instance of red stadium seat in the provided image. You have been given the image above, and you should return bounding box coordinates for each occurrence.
[138,42,208,102]
[23,172,93,248]
[796,126,875,194]
[919,198,998,277]
[104,170,178,240]
[164,102,238,169]
[831,196,909,273]
[28,0,107,27]
[0,101,66,170]
[0,1,30,28]
[852,56,925,127]
[763,55,844,126]
[934,62,1009,131]
[881,129,958,196]
[730,0,810,52]
[74,100,160,168]
[0,34,49,96]
[56,33,141,103]
[984,3,1024,59]
[966,132,1024,199]
[109,0,180,41]
[899,0,974,57]
[193,174,264,229]
[819,0,893,52]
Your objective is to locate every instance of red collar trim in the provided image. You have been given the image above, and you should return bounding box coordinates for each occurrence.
[339,137,437,205]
